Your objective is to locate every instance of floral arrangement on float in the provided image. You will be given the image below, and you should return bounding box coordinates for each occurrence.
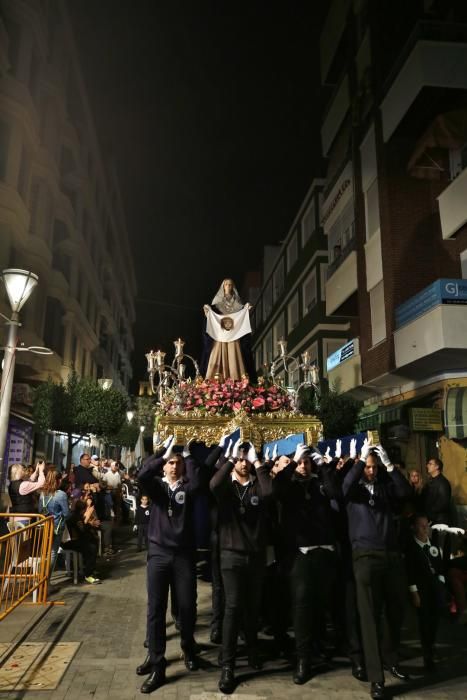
[159,376,293,416]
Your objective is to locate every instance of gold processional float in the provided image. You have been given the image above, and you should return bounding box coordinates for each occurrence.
[146,338,322,450]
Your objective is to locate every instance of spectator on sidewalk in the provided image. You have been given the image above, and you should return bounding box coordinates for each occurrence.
[8,461,46,516]
[63,500,101,584]
[74,454,100,492]
[39,469,69,574]
[421,459,451,526]
[134,495,151,551]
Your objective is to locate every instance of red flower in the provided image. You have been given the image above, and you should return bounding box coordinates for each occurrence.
[252,397,265,409]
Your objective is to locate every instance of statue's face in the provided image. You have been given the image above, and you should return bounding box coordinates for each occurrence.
[223,279,234,296]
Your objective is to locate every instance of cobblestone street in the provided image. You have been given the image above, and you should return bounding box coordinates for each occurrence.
[1,531,467,700]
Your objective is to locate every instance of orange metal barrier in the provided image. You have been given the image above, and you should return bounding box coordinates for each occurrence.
[0,513,54,621]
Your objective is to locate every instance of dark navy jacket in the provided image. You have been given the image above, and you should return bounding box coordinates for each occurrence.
[343,460,411,551]
[138,454,200,551]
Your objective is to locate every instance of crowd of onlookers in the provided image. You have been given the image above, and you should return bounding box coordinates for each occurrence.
[6,453,141,585]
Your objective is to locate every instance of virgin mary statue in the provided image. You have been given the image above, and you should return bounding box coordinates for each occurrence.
[200,278,257,383]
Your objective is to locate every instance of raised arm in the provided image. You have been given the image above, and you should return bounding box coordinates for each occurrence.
[138,455,165,499]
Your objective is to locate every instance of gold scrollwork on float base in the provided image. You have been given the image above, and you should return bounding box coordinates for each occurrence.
[155,409,322,451]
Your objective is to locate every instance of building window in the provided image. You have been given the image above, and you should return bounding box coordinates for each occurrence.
[365,178,381,240]
[263,330,273,365]
[370,281,386,346]
[0,119,10,180]
[43,297,64,357]
[273,313,285,356]
[288,293,299,331]
[255,347,263,371]
[286,232,298,272]
[273,259,284,301]
[449,142,467,180]
[323,338,346,378]
[302,269,317,314]
[263,281,273,322]
[301,200,315,246]
[320,263,328,301]
[461,249,467,279]
[327,200,355,270]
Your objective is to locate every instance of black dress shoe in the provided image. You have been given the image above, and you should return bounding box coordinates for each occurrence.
[218,666,235,694]
[351,662,367,681]
[184,653,200,671]
[136,654,153,676]
[210,628,222,644]
[386,665,410,681]
[140,667,166,693]
[293,658,312,685]
[370,681,385,699]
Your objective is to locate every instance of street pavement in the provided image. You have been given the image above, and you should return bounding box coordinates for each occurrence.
[2,528,467,700]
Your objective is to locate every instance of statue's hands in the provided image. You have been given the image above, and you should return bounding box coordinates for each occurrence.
[245,303,253,311]
[203,304,210,317]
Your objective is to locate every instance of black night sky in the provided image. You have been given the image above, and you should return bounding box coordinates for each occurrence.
[67,1,327,388]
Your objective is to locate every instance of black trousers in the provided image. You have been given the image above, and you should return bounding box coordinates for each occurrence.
[147,545,197,667]
[62,538,97,577]
[353,550,406,682]
[417,585,440,660]
[220,550,266,667]
[211,532,224,633]
[289,548,337,659]
[137,524,149,550]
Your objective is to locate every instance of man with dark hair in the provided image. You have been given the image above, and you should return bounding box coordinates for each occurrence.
[210,438,272,695]
[136,436,201,693]
[343,442,412,700]
[422,458,451,526]
[73,453,100,491]
[405,514,447,670]
[274,442,340,685]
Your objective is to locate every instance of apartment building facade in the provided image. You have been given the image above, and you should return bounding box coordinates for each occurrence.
[0,0,136,464]
[252,180,351,389]
[320,0,467,502]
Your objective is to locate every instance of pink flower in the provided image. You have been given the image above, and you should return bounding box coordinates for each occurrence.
[252,397,265,409]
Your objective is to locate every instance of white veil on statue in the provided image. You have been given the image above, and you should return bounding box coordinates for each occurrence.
[211,280,244,314]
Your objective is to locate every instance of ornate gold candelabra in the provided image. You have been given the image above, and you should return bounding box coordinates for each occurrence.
[270,338,320,411]
[146,339,200,405]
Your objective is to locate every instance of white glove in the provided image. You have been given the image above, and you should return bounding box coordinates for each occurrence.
[163,436,175,460]
[133,525,138,532]
[349,438,357,460]
[224,439,233,459]
[374,445,392,469]
[264,447,270,461]
[219,433,229,448]
[272,443,278,461]
[431,523,449,532]
[247,443,258,464]
[324,446,332,463]
[163,435,174,449]
[360,438,371,461]
[334,439,342,459]
[182,439,193,458]
[311,447,324,466]
[448,527,465,535]
[293,443,308,463]
[232,437,242,460]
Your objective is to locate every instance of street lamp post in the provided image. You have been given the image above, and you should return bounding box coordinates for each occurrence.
[0,270,39,498]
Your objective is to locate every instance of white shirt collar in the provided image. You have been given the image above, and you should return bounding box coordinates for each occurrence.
[231,472,253,485]
[162,476,182,491]
[414,536,431,548]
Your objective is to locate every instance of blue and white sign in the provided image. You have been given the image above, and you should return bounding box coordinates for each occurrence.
[326,339,357,372]
[395,279,467,329]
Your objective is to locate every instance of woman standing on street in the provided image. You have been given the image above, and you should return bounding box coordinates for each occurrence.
[39,469,69,575]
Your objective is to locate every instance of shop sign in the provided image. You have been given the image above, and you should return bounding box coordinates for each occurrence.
[409,408,443,432]
[395,279,467,329]
[327,338,358,372]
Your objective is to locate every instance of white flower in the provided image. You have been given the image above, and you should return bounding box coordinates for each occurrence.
[429,546,439,557]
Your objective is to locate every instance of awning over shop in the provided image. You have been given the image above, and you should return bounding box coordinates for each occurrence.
[355,396,436,432]
[356,404,405,432]
[408,109,467,179]
[445,387,467,439]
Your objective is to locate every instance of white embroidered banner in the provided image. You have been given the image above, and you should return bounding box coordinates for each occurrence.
[206,307,251,342]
